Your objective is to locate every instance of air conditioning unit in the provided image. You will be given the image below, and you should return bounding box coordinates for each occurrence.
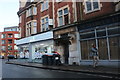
[49,19,53,25]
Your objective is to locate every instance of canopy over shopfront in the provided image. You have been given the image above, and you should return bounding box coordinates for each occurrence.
[15,31,53,45]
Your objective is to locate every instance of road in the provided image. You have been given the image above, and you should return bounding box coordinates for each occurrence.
[1,59,114,79]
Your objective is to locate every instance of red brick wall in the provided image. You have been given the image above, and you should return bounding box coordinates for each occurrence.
[20,12,26,38]
[82,2,115,20]
[54,2,74,27]
[37,2,53,32]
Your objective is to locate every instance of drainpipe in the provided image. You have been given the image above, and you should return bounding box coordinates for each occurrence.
[52,0,55,28]
[79,2,83,21]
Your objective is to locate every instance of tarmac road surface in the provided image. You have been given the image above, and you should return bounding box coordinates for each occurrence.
[1,60,117,79]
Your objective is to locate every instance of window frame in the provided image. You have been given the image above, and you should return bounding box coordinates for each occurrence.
[58,7,69,26]
[41,0,49,12]
[41,16,49,32]
[84,0,101,14]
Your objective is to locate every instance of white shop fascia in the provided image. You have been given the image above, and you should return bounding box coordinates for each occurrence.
[15,31,53,45]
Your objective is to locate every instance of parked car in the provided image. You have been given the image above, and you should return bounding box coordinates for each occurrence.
[7,55,15,59]
[0,55,4,59]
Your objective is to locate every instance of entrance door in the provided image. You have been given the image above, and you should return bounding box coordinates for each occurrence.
[63,42,69,64]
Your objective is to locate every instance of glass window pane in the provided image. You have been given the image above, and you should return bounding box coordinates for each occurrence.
[109,37,119,60]
[64,8,68,14]
[41,3,44,11]
[86,0,92,11]
[33,7,37,15]
[42,19,44,23]
[45,22,49,30]
[108,27,120,36]
[59,10,62,16]
[45,1,49,9]
[81,40,96,60]
[64,14,69,25]
[80,31,95,39]
[97,29,106,37]
[45,17,48,22]
[98,39,108,60]
[59,16,63,26]
[93,0,99,9]
[33,22,37,26]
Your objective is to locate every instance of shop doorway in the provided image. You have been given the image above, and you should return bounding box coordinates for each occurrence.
[63,41,69,64]
[56,33,70,64]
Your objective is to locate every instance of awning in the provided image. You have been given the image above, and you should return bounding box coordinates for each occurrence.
[15,31,53,45]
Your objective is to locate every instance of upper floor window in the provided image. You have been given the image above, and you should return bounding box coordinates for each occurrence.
[56,0,63,2]
[26,7,37,17]
[4,28,17,31]
[19,16,22,23]
[2,46,5,51]
[8,34,13,38]
[18,27,21,38]
[14,34,20,38]
[33,7,37,15]
[58,8,69,26]
[2,40,5,44]
[85,0,100,13]
[33,21,37,34]
[8,45,12,50]
[26,22,32,36]
[31,0,34,2]
[8,39,13,44]
[41,0,49,12]
[41,17,49,32]
[2,34,6,38]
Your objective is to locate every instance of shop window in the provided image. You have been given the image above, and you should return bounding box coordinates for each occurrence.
[109,37,119,60]
[58,8,69,26]
[98,38,108,60]
[108,27,119,36]
[85,0,100,13]
[80,31,95,39]
[81,40,96,60]
[96,29,106,37]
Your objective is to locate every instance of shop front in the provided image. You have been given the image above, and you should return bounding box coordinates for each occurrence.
[77,12,120,67]
[15,31,54,60]
[53,26,80,65]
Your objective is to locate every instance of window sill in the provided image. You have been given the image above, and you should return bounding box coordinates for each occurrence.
[41,8,49,12]
[85,8,100,14]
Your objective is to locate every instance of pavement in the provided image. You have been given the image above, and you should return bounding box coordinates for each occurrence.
[5,59,120,78]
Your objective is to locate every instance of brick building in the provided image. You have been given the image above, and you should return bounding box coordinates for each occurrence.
[1,26,19,58]
[16,0,120,66]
